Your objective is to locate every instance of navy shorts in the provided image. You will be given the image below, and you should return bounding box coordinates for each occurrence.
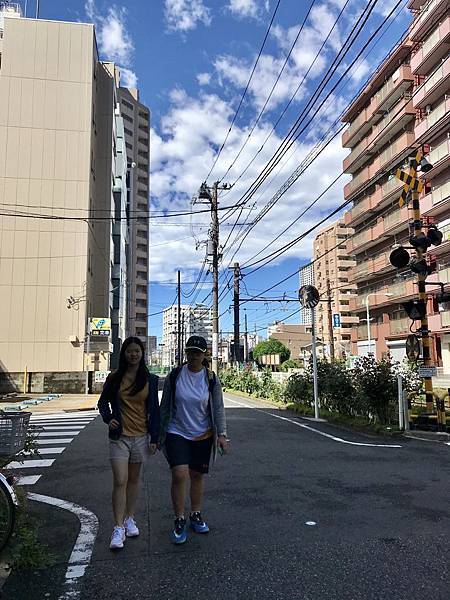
[164,433,214,474]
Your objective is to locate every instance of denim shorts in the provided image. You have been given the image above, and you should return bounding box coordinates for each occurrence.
[109,434,150,463]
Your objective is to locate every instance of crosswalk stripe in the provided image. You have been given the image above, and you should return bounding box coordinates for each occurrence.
[38,431,80,437]
[6,459,55,469]
[30,419,95,424]
[30,414,98,421]
[36,438,74,445]
[22,447,65,455]
[17,475,42,486]
[40,426,84,431]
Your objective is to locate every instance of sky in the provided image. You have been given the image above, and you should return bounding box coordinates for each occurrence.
[26,0,411,341]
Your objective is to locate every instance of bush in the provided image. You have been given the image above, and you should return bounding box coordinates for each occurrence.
[352,355,397,424]
[280,359,301,371]
[316,359,355,416]
[283,372,313,405]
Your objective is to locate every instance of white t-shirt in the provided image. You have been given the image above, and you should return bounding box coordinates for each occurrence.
[167,365,212,440]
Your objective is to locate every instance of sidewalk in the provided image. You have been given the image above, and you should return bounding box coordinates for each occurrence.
[0,394,99,414]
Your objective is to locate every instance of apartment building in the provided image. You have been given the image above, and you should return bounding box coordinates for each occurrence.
[162,304,213,367]
[118,87,150,348]
[343,0,449,364]
[0,9,139,390]
[267,322,313,363]
[313,221,358,358]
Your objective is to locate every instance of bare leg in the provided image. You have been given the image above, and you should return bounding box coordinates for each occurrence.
[171,465,189,517]
[125,462,142,518]
[189,469,205,513]
[111,459,129,526]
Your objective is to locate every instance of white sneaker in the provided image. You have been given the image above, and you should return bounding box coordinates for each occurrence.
[124,516,139,537]
[110,526,126,549]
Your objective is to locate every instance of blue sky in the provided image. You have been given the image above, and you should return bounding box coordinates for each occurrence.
[27,0,410,340]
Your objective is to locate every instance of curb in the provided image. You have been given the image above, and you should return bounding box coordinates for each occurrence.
[403,431,450,444]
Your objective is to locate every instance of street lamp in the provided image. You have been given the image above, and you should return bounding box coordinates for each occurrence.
[365,292,393,356]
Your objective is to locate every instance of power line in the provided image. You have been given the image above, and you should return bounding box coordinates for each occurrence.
[204,0,283,182]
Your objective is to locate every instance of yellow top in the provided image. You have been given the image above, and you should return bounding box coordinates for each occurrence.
[120,381,149,436]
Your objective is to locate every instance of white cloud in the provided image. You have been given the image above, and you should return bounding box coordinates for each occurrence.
[149,88,349,282]
[227,0,269,20]
[197,72,211,86]
[85,1,137,87]
[164,0,211,32]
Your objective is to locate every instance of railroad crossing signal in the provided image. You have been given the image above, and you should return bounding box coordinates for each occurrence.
[396,149,423,208]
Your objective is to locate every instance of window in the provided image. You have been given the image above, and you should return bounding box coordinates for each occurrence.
[136,299,147,307]
[124,127,133,137]
[137,257,147,266]
[137,284,146,294]
[122,99,134,110]
[137,243,147,252]
[123,113,133,123]
[137,229,147,238]
[126,142,133,150]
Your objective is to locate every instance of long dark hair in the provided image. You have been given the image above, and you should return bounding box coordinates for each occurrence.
[109,337,149,395]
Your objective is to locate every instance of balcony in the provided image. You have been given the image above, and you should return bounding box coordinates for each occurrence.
[344,166,370,199]
[340,315,359,325]
[413,56,450,109]
[343,136,374,174]
[410,16,450,75]
[342,108,373,148]
[421,178,450,214]
[410,0,448,42]
[390,318,410,335]
[354,323,378,342]
[415,96,450,141]
[369,99,415,152]
[370,131,415,176]
[370,65,414,115]
[383,206,409,235]
[381,176,404,201]
[344,191,380,227]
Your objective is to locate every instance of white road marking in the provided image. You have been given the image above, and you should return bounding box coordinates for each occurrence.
[36,438,74,445]
[28,493,99,600]
[30,419,95,424]
[23,447,65,455]
[225,396,402,448]
[40,426,84,431]
[38,431,80,437]
[6,459,55,469]
[17,475,42,486]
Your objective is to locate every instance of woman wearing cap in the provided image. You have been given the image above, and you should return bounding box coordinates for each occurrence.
[159,335,228,544]
[98,336,160,550]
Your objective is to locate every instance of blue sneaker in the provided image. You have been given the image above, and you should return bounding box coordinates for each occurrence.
[170,517,187,544]
[189,512,210,534]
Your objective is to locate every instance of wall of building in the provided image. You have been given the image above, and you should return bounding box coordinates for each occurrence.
[0,17,96,374]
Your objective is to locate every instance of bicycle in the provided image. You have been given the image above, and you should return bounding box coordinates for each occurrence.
[0,411,31,552]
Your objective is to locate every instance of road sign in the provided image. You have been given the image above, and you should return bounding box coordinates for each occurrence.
[418,366,437,378]
[94,371,110,383]
[405,334,420,361]
[90,317,111,332]
[91,329,110,337]
[333,313,341,328]
[298,285,320,309]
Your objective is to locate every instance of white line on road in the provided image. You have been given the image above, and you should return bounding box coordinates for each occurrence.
[17,475,42,486]
[28,493,99,600]
[38,431,80,437]
[41,426,84,431]
[36,438,74,445]
[225,396,402,448]
[22,447,65,455]
[6,459,55,469]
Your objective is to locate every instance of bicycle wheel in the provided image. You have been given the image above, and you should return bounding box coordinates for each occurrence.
[0,478,15,553]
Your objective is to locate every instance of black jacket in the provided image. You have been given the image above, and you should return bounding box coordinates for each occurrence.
[98,373,160,442]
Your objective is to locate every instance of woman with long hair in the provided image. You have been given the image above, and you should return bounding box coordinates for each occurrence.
[98,336,160,550]
[159,335,229,544]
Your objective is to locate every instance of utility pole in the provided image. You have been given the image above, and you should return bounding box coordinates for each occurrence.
[231,262,240,366]
[196,181,231,375]
[177,270,181,366]
[244,310,249,362]
[181,312,185,362]
[326,278,335,361]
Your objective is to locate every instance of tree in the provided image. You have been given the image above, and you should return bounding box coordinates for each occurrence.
[253,339,290,364]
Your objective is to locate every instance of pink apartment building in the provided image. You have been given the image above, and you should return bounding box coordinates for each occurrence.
[342,0,449,370]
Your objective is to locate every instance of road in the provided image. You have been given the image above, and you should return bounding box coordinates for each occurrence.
[3,394,450,600]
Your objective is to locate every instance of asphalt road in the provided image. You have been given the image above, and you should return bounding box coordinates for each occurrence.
[4,394,450,600]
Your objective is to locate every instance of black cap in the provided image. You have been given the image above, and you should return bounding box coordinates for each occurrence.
[185,335,207,353]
